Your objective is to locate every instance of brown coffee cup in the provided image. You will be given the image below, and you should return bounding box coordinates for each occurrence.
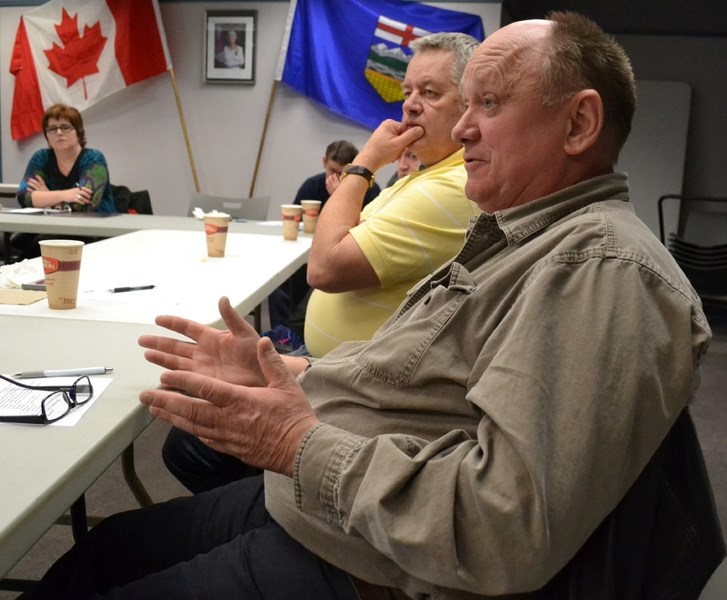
[38,239,84,309]
[300,200,322,234]
[281,204,302,241]
[204,212,231,257]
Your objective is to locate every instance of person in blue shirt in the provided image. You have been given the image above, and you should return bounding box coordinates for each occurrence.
[293,140,380,209]
[17,103,114,214]
[274,141,381,330]
[8,104,115,261]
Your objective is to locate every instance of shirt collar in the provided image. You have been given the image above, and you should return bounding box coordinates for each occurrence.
[470,172,630,246]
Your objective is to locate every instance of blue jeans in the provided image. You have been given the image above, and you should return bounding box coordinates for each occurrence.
[27,476,358,599]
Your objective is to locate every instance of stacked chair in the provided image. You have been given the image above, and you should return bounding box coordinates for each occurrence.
[658,195,727,306]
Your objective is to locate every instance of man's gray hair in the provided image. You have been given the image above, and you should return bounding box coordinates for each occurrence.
[410,32,480,86]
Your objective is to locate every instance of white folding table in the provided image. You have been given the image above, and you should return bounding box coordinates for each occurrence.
[0,227,311,584]
[0,228,311,327]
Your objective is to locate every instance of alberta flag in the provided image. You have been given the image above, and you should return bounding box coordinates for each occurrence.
[275,0,485,131]
[9,0,171,141]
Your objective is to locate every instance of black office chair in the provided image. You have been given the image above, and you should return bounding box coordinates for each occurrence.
[110,184,153,215]
[536,408,724,598]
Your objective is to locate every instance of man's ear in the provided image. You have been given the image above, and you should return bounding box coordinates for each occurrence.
[321,156,328,169]
[564,89,603,156]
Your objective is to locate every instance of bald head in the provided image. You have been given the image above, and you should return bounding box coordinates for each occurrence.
[464,20,552,110]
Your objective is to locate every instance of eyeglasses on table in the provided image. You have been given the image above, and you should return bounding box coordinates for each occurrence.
[0,373,94,425]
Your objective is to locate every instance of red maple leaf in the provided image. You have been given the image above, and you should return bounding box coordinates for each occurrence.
[43,8,107,100]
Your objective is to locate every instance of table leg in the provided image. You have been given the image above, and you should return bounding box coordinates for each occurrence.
[122,443,153,507]
[0,577,37,592]
[69,495,89,542]
[2,232,11,264]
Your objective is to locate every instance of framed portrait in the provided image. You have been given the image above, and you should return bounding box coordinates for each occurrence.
[204,10,256,84]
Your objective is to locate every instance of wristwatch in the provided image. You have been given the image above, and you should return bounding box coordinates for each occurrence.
[341,164,376,188]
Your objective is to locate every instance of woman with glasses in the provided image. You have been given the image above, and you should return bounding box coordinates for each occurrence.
[16,103,114,213]
[10,104,115,260]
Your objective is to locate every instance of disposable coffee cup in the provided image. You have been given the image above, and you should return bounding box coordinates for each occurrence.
[300,200,322,234]
[281,204,302,241]
[204,211,231,257]
[38,239,84,310]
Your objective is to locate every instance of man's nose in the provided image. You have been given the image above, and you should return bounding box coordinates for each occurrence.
[403,93,421,114]
[452,112,473,143]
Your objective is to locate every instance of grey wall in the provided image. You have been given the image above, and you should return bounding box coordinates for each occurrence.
[617,35,727,200]
[0,2,501,217]
[1,3,725,227]
[615,80,690,235]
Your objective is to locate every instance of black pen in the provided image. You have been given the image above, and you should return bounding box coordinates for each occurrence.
[107,285,156,293]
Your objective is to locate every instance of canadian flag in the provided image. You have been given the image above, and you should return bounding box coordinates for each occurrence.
[9,0,171,141]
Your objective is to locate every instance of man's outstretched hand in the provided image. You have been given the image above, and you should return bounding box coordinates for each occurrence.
[138,296,267,387]
[139,336,319,477]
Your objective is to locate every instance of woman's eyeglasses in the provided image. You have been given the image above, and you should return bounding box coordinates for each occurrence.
[45,125,75,135]
[0,374,94,425]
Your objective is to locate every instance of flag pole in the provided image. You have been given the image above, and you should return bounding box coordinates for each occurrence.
[167,67,200,193]
[249,0,295,197]
[249,80,279,197]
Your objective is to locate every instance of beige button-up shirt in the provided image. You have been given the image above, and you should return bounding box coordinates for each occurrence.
[266,173,711,599]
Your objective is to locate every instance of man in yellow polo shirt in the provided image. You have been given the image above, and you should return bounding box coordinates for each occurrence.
[304,32,480,356]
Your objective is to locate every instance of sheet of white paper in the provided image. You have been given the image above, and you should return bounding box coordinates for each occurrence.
[1,207,69,214]
[0,376,112,427]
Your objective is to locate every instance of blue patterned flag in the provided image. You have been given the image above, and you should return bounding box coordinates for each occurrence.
[275,0,485,130]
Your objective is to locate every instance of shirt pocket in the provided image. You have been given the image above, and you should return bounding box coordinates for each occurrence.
[356,262,475,387]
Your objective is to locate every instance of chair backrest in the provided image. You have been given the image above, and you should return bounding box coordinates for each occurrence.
[111,185,153,214]
[0,183,19,199]
[0,183,20,212]
[531,409,725,599]
[188,193,270,221]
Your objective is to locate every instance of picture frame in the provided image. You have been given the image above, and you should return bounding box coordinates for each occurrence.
[204,10,256,84]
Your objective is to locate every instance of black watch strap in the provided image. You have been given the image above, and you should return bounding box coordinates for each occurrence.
[341,164,375,188]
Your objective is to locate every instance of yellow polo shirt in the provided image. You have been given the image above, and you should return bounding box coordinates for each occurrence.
[304,149,477,356]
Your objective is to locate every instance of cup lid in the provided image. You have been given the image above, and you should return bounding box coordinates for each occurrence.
[205,210,231,219]
[38,239,85,247]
